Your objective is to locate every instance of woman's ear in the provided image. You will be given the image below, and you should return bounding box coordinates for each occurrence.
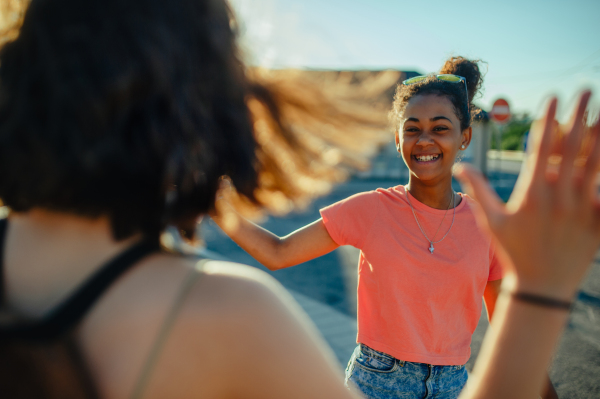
[461,126,473,149]
[395,131,400,151]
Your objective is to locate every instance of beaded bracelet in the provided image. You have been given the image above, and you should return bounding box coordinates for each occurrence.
[511,291,572,311]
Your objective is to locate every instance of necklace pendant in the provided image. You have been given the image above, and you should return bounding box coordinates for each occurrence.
[429,243,434,254]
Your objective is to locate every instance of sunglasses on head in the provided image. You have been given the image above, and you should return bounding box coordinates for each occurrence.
[402,74,468,107]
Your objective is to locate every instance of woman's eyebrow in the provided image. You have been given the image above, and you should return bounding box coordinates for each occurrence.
[431,116,452,122]
[405,116,453,123]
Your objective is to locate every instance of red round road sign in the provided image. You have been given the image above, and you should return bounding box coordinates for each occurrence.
[490,98,511,123]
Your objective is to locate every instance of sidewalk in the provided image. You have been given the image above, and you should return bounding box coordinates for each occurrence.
[288,290,357,368]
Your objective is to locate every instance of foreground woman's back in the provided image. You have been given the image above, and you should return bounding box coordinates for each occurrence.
[2,211,354,399]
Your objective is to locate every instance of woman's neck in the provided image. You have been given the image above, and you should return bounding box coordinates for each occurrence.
[5,209,141,316]
[405,177,458,210]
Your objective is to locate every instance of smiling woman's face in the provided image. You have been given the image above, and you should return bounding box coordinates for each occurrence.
[397,94,471,184]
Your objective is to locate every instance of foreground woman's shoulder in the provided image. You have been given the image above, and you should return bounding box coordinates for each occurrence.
[81,255,311,398]
[185,258,300,316]
[139,254,298,319]
[200,258,280,283]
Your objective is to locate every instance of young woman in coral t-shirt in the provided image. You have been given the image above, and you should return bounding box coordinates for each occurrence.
[213,56,556,399]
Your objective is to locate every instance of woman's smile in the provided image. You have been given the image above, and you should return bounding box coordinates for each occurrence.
[413,153,442,163]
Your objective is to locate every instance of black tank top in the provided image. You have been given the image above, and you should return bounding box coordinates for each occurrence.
[0,217,159,398]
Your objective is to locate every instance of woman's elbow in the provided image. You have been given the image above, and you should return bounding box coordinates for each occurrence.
[262,261,281,271]
[262,245,296,271]
[262,258,294,271]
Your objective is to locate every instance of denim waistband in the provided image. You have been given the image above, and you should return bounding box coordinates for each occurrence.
[359,344,465,370]
[360,344,396,362]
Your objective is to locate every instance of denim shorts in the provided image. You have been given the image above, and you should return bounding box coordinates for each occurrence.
[345,344,468,399]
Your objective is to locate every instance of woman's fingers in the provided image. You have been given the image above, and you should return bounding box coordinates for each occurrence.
[530,98,558,182]
[582,116,600,199]
[558,91,592,188]
[455,164,505,230]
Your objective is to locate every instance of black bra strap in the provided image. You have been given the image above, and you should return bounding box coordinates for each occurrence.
[0,223,159,341]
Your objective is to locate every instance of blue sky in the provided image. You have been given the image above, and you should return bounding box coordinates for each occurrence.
[230,0,600,121]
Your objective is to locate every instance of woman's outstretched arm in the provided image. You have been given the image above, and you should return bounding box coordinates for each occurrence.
[456,91,600,399]
[212,211,339,270]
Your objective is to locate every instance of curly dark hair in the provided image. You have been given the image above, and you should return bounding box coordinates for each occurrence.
[0,0,391,240]
[0,0,262,240]
[390,56,484,131]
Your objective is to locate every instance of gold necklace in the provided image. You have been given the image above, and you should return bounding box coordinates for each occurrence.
[405,188,456,254]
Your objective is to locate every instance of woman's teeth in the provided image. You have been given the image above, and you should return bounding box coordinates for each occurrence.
[415,154,440,162]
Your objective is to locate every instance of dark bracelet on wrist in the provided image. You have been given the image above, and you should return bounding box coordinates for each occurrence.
[510,291,573,311]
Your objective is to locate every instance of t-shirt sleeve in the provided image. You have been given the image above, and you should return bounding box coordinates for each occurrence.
[319,191,379,249]
[488,243,503,281]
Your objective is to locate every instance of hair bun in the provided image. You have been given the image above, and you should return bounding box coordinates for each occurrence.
[439,56,483,104]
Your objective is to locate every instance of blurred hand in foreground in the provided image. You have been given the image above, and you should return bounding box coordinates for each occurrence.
[455,92,599,399]
[456,91,600,301]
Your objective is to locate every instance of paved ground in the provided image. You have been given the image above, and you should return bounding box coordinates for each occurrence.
[199,157,599,398]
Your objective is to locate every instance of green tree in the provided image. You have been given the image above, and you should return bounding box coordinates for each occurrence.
[491,114,532,151]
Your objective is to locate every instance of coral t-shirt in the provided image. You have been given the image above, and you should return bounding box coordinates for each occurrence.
[320,185,502,365]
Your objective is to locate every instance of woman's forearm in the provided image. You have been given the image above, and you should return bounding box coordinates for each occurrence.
[460,292,569,399]
[212,215,339,270]
[212,213,290,270]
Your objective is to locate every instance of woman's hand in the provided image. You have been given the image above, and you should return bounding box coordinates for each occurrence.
[455,91,600,399]
[455,91,600,301]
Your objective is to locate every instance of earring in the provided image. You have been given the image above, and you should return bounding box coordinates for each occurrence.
[461,145,465,149]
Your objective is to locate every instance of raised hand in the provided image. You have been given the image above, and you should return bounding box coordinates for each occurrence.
[455,91,600,302]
